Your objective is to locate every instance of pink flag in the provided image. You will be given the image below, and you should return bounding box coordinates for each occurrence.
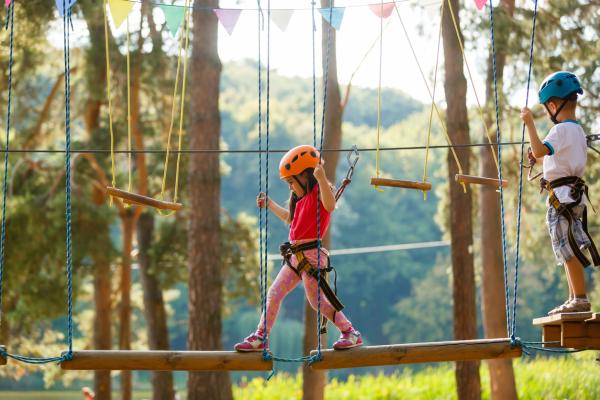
[475,0,486,10]
[5,0,12,7]
[214,9,242,36]
[368,2,394,18]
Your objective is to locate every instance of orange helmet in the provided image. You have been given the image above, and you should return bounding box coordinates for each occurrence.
[279,145,320,179]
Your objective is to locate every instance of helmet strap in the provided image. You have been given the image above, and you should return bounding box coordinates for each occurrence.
[293,175,308,196]
[544,98,570,125]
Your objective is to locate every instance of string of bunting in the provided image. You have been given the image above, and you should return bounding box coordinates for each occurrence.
[8,0,490,38]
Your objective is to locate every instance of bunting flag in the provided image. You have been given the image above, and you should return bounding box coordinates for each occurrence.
[270,9,294,32]
[55,0,77,16]
[214,8,242,35]
[5,0,11,8]
[108,0,134,29]
[160,4,186,36]
[474,0,486,10]
[368,3,395,18]
[318,7,345,31]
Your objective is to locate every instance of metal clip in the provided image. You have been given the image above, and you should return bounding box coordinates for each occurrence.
[344,145,360,182]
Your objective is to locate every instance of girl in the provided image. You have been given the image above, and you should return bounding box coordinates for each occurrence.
[235,145,362,351]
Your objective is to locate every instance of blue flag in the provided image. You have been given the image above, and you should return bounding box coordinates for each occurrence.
[56,0,77,17]
[318,7,345,31]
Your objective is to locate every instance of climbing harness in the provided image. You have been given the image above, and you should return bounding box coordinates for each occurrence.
[540,176,600,267]
[279,240,343,334]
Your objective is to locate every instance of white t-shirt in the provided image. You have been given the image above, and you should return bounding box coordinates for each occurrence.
[542,121,587,204]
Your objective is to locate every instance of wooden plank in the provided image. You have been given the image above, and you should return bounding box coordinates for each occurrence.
[542,325,562,348]
[0,346,5,365]
[309,339,521,370]
[105,187,183,211]
[586,323,600,337]
[61,350,272,371]
[561,337,600,349]
[532,312,593,326]
[370,178,432,191]
[455,174,508,188]
[585,313,600,322]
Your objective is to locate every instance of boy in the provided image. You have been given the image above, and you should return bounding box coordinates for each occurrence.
[521,71,599,315]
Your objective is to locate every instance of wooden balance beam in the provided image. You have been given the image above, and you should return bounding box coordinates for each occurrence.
[455,174,508,188]
[533,312,600,349]
[309,338,521,370]
[61,350,272,371]
[105,187,183,211]
[370,178,432,191]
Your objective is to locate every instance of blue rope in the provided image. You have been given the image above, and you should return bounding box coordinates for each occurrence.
[0,1,74,366]
[487,0,511,337]
[0,0,15,328]
[511,0,538,341]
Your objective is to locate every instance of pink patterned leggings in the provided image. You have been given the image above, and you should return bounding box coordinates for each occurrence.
[257,248,353,336]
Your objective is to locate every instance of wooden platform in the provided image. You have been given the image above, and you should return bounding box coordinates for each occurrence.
[533,312,600,349]
[309,338,521,370]
[60,350,272,371]
[105,187,183,211]
[370,178,432,191]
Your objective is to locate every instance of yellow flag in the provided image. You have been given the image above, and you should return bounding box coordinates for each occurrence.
[108,0,134,29]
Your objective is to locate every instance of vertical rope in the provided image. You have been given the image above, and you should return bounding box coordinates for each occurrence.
[0,0,15,328]
[125,16,132,194]
[262,0,271,356]
[63,0,74,358]
[488,0,511,336]
[511,0,538,340]
[103,0,117,199]
[374,0,383,184]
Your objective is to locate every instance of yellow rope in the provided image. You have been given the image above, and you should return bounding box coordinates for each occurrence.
[159,0,190,216]
[104,0,116,205]
[421,3,444,200]
[373,0,384,192]
[394,2,466,193]
[445,0,499,172]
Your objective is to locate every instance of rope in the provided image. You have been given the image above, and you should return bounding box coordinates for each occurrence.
[487,0,511,336]
[445,0,499,172]
[510,0,538,341]
[159,0,191,210]
[0,141,532,154]
[422,2,444,200]
[0,0,74,366]
[373,0,383,186]
[393,2,466,192]
[126,17,132,194]
[103,0,117,204]
[0,0,15,330]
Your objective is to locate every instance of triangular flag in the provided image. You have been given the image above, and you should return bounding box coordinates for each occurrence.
[108,0,134,29]
[55,0,77,17]
[270,9,294,32]
[474,0,486,10]
[318,7,345,31]
[160,4,186,36]
[5,0,12,8]
[214,9,242,36]
[368,3,395,18]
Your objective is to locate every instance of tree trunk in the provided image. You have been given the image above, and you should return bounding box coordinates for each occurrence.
[442,1,481,399]
[93,254,112,400]
[302,3,343,399]
[187,2,232,399]
[138,213,175,400]
[480,2,518,400]
[119,213,134,400]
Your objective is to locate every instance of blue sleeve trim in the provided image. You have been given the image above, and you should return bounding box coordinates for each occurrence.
[543,141,555,155]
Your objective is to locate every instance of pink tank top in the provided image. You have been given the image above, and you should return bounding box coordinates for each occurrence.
[289,185,330,241]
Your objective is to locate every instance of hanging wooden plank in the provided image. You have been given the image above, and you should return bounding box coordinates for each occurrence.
[60,350,272,371]
[370,178,432,191]
[455,174,508,188]
[309,338,521,370]
[105,187,183,211]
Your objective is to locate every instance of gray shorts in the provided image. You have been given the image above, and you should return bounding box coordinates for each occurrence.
[546,204,592,265]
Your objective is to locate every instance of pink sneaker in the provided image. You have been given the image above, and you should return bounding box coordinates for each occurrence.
[234,332,266,352]
[333,329,363,350]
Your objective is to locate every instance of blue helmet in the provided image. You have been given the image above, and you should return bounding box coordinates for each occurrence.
[538,71,583,104]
